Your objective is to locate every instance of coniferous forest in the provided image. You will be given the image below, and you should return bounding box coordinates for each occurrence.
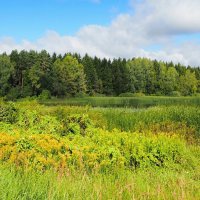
[1,50,200,100]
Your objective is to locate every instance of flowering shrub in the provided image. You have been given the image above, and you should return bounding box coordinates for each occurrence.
[0,101,199,172]
[0,129,196,172]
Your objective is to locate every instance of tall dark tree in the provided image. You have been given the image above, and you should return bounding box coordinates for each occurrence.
[0,55,14,96]
[111,58,129,95]
[99,59,113,95]
[82,54,101,95]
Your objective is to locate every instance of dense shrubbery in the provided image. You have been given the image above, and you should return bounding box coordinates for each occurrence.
[0,130,197,172]
[38,90,51,100]
[0,100,200,199]
[0,102,18,123]
[169,91,181,97]
[0,100,199,172]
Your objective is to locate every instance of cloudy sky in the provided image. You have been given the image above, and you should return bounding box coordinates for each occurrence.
[1,0,200,66]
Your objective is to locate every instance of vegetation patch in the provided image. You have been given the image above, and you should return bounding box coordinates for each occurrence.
[0,99,199,199]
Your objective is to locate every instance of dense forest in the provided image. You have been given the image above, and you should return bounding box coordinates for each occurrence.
[0,50,200,100]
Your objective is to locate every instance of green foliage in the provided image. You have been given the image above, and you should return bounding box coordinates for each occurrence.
[0,100,199,170]
[165,67,179,94]
[17,108,60,134]
[0,99,200,199]
[91,93,106,97]
[169,91,181,97]
[0,50,200,98]
[179,70,198,95]
[82,54,101,95]
[38,90,51,100]
[74,92,89,98]
[0,55,14,97]
[17,138,35,151]
[101,105,200,139]
[52,55,86,96]
[55,108,93,136]
[194,93,200,97]
[97,58,113,95]
[28,63,43,94]
[20,85,33,98]
[111,58,129,95]
[5,86,21,101]
[0,124,199,171]
[127,58,156,94]
[119,92,135,97]
[132,92,146,97]
[0,101,18,123]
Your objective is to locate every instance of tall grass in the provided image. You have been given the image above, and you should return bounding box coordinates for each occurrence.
[0,167,200,200]
[45,105,200,139]
[99,106,200,136]
[42,96,200,108]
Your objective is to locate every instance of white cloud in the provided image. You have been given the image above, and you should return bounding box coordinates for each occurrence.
[1,0,200,66]
[131,0,200,35]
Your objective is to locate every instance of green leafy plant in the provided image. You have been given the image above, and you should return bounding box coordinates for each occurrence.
[38,90,51,100]
[0,102,18,123]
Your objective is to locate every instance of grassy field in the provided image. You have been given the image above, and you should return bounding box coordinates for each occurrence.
[0,97,200,199]
[42,96,200,108]
[1,167,200,200]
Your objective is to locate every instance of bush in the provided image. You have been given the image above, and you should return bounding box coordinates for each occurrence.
[119,93,135,97]
[155,92,163,96]
[21,85,32,98]
[169,91,181,97]
[0,102,18,123]
[194,93,200,97]
[38,90,51,100]
[91,93,106,97]
[132,92,145,97]
[5,87,21,101]
[74,92,88,98]
[0,130,197,171]
[60,114,93,136]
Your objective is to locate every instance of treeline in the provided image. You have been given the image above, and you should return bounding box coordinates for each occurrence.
[0,50,200,100]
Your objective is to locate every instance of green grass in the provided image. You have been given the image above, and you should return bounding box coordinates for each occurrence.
[41,96,200,108]
[41,104,200,139]
[97,106,200,137]
[0,167,200,200]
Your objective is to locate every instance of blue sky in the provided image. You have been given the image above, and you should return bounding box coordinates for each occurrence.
[1,0,200,66]
[0,0,129,41]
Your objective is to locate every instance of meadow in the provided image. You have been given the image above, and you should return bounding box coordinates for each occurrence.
[0,97,200,199]
[42,96,200,108]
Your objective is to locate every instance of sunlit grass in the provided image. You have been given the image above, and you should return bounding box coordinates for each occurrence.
[0,166,200,200]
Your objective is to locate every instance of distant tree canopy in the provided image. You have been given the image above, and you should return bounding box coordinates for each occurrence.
[52,54,86,96]
[0,50,200,100]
